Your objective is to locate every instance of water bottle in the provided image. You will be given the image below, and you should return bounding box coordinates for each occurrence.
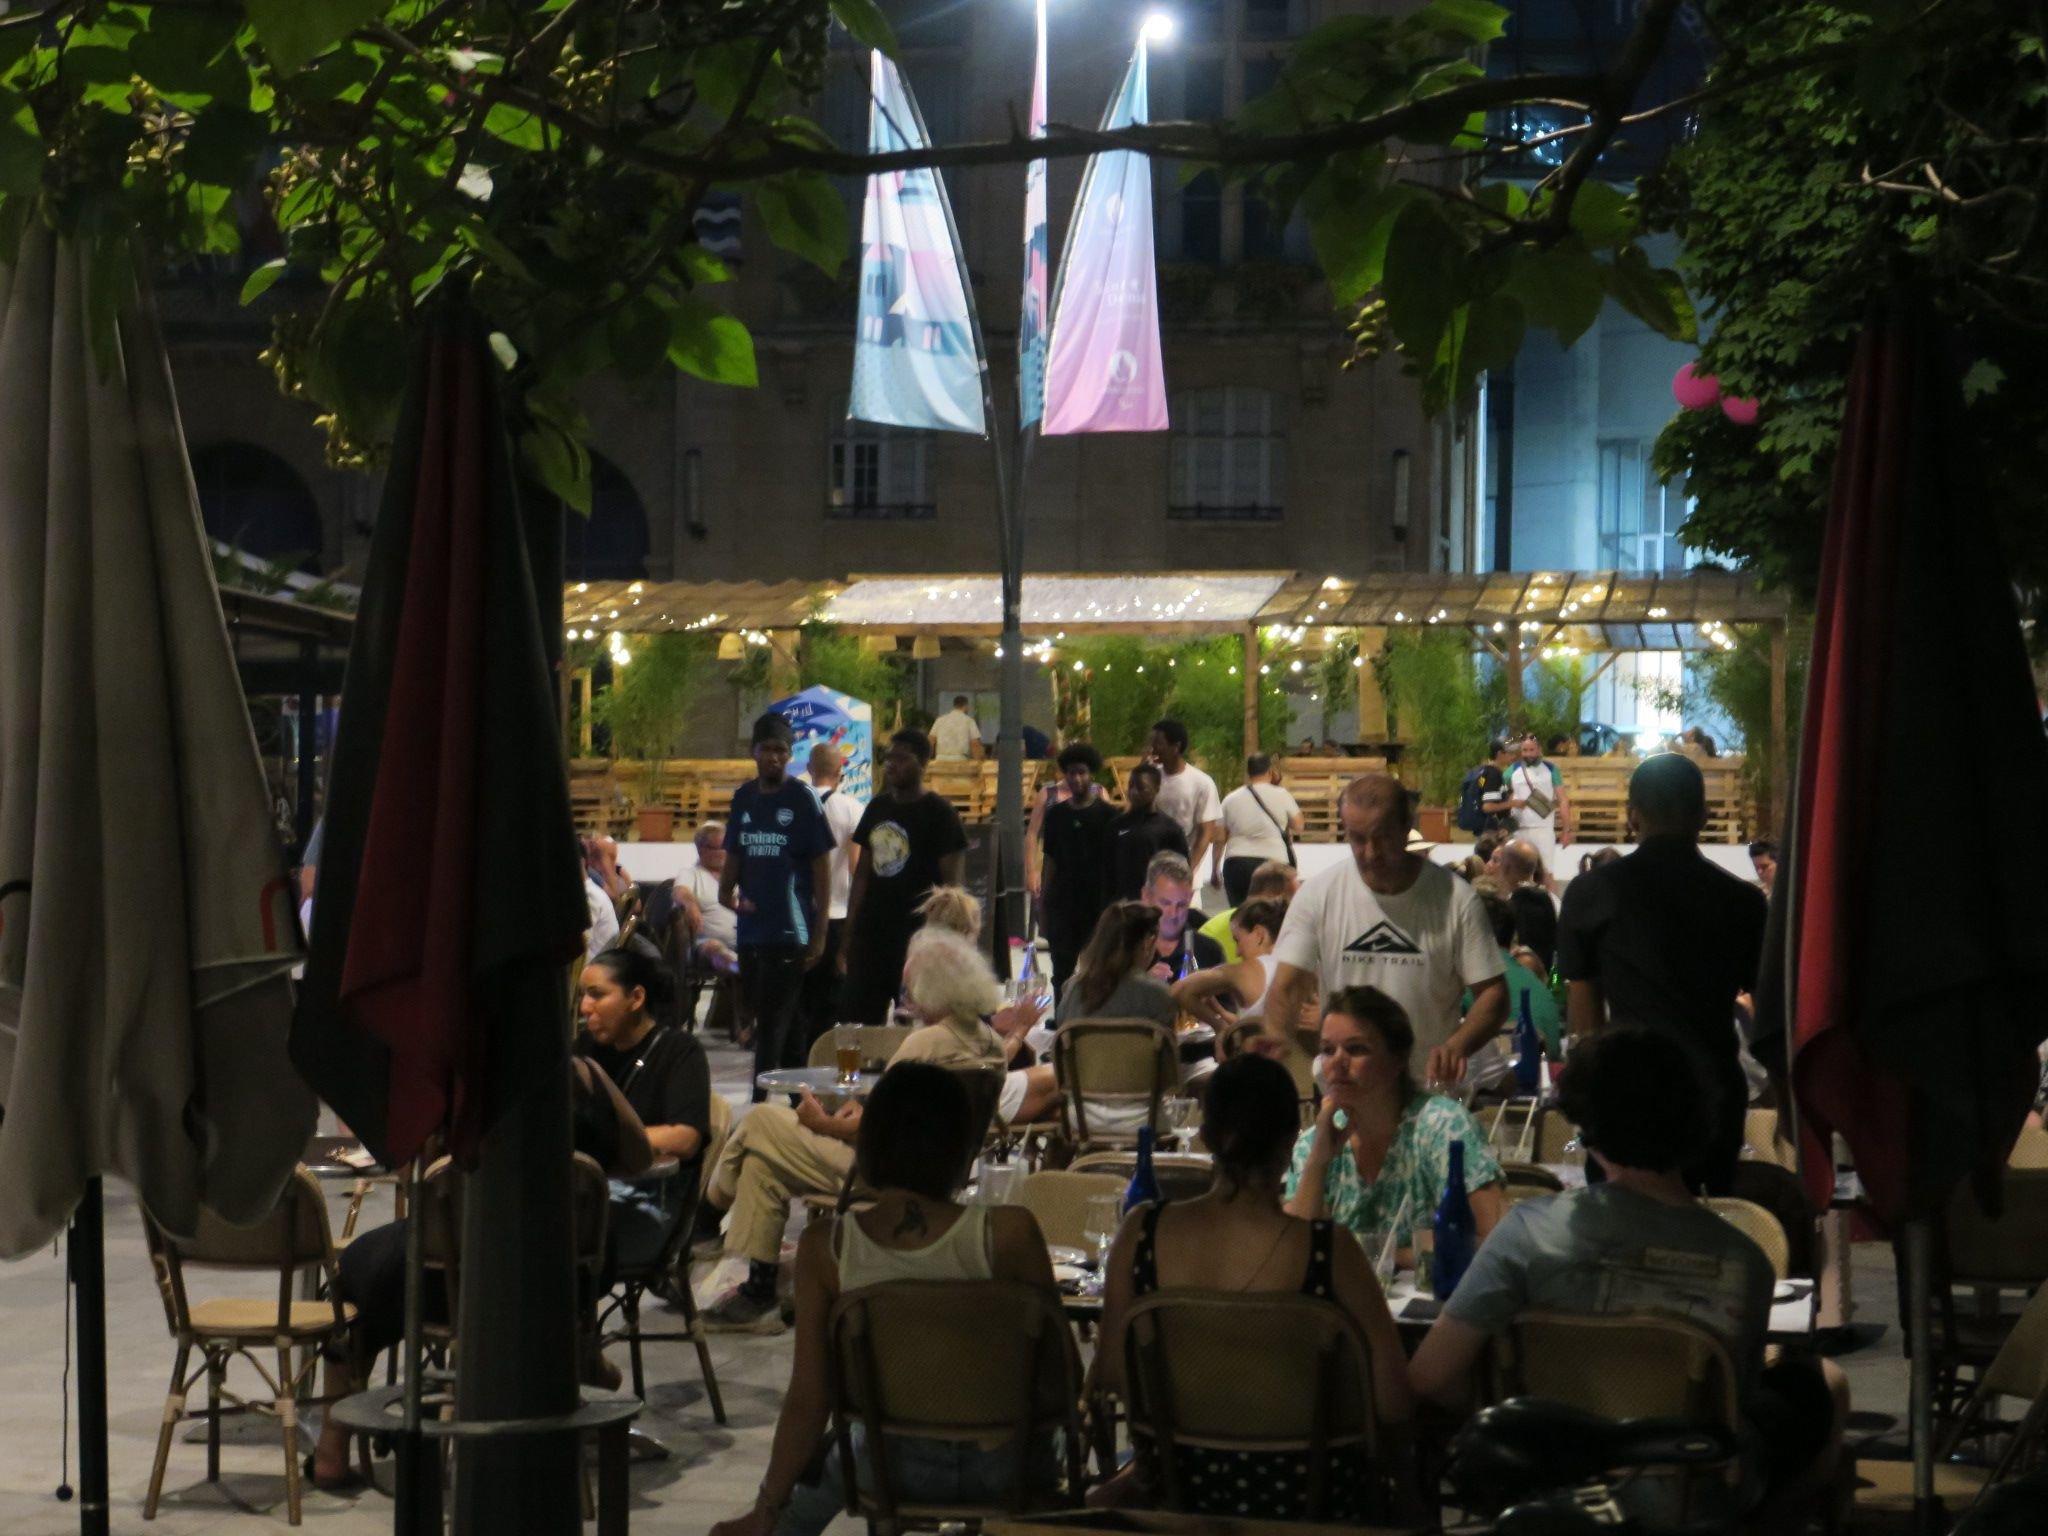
[1513,989,1542,1096]
[1431,1140,1477,1301]
[1124,1126,1163,1213]
[1175,943,1193,981]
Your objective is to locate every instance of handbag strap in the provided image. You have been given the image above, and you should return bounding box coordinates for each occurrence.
[1247,784,1293,846]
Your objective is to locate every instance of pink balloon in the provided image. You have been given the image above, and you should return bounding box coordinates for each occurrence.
[1720,394,1760,426]
[1672,362,1721,410]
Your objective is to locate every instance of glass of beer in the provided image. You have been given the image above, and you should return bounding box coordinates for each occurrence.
[834,1023,862,1087]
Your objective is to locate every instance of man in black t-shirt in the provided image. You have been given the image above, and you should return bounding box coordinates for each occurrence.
[1108,761,1187,901]
[838,729,969,1024]
[1557,753,1768,1194]
[1036,741,1118,998]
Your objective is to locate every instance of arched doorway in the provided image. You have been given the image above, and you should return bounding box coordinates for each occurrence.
[190,442,326,572]
[565,453,651,582]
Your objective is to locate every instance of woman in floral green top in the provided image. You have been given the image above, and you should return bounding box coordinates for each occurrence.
[1284,985,1507,1249]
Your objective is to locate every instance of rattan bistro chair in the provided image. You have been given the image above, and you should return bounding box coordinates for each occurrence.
[1068,1150,1214,1205]
[1121,1289,1393,1522]
[1703,1196,1791,1281]
[1499,1161,1567,1204]
[142,1171,354,1526]
[807,1025,918,1074]
[1015,1171,1126,1252]
[827,1280,1086,1534]
[1052,1019,1178,1154]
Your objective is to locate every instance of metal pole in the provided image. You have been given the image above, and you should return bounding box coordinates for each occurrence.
[295,639,319,860]
[1241,623,1260,763]
[995,425,1030,958]
[1905,1216,1943,1536]
[394,1156,440,1535]
[69,1177,108,1536]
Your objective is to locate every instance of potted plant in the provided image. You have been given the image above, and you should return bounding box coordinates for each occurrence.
[1380,631,1486,837]
[591,634,709,842]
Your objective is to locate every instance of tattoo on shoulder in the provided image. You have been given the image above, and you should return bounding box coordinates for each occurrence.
[892,1199,927,1239]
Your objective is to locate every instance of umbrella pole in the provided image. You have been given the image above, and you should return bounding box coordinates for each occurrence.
[1905,1215,1944,1536]
[68,1177,108,1536]
[394,1155,441,1535]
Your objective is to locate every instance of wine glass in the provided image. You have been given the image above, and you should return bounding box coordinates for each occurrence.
[1163,1096,1200,1153]
[1082,1194,1123,1295]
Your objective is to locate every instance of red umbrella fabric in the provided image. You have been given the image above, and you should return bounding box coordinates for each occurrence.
[1760,303,2048,1224]
[291,321,586,1169]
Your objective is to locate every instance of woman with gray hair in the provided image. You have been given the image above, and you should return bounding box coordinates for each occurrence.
[894,927,1061,1124]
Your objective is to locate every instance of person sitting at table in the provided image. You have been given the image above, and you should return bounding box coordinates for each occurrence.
[312,1057,653,1488]
[914,883,982,941]
[1169,896,1290,1032]
[1469,881,1561,1057]
[707,1063,1063,1536]
[700,932,1057,1333]
[1091,1054,1412,1520]
[1053,901,1177,1030]
[1283,986,1506,1251]
[1409,1027,1847,1532]
[575,946,713,1273]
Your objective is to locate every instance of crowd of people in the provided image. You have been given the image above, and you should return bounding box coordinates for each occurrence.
[322,716,1855,1530]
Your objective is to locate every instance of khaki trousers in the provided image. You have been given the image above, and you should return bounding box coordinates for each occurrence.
[707,1103,855,1264]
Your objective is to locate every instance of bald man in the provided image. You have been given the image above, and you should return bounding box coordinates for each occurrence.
[1557,752,1767,1194]
[1263,773,1508,1086]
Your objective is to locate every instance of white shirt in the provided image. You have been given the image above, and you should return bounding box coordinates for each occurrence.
[1509,761,1556,832]
[1154,762,1222,844]
[932,710,980,760]
[1270,857,1504,1057]
[678,864,738,951]
[584,874,620,961]
[1219,782,1300,863]
[818,786,866,920]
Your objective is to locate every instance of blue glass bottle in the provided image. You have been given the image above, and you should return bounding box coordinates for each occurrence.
[1431,1139,1477,1301]
[1124,1126,1163,1213]
[1512,988,1542,1095]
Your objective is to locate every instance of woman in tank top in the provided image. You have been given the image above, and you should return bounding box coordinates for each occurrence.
[709,1062,1062,1536]
[1092,1055,1411,1521]
[1169,897,1292,1034]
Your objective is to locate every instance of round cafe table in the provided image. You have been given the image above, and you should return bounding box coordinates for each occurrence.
[755,1066,881,1099]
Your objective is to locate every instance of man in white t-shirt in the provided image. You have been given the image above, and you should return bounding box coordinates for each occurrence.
[1149,717,1224,887]
[1507,733,1570,861]
[803,742,866,1043]
[1263,773,1508,1085]
[674,821,739,965]
[1218,752,1303,907]
[931,696,982,761]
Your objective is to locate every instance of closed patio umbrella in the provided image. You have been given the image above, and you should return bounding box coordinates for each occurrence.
[0,225,312,1253]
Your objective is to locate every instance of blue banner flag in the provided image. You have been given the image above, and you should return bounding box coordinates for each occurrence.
[848,52,987,436]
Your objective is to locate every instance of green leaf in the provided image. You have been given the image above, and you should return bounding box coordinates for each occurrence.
[667,295,758,387]
[0,92,42,198]
[1501,242,1606,347]
[132,9,242,100]
[1412,0,1509,43]
[482,103,549,152]
[1462,291,1526,379]
[520,423,592,515]
[1380,200,1469,358]
[246,0,390,77]
[1566,180,1636,248]
[1960,358,2005,405]
[676,244,731,286]
[239,258,290,305]
[829,0,899,54]
[608,294,671,379]
[1602,247,1696,342]
[755,172,847,276]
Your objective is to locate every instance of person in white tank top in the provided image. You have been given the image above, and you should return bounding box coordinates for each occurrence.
[710,1063,1062,1536]
[1169,896,1294,1041]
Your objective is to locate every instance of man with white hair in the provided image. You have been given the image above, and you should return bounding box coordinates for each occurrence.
[674,821,738,971]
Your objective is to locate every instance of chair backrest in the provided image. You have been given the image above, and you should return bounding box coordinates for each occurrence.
[1493,1310,1742,1430]
[2011,1126,2048,1171]
[808,1023,918,1073]
[1743,1107,1797,1172]
[1702,1197,1789,1281]
[1727,1160,1817,1278]
[1069,1151,1214,1205]
[570,1152,611,1278]
[1500,1161,1566,1203]
[1016,1171,1125,1252]
[949,1066,1008,1150]
[1053,1018,1179,1150]
[827,1280,1082,1523]
[1981,1281,2048,1405]
[1122,1289,1384,1521]
[143,1170,342,1336]
[1480,1103,1578,1165]
[1947,1169,2048,1287]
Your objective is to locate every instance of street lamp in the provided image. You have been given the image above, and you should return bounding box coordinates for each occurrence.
[1142,11,1177,43]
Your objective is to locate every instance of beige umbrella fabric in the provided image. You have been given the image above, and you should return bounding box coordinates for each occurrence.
[0,225,313,1257]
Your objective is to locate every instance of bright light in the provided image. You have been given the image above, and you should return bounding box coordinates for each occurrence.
[1141,10,1176,43]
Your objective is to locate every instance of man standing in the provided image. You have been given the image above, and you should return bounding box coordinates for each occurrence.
[1457,739,1515,839]
[1140,851,1204,982]
[1507,733,1570,867]
[1217,753,1303,907]
[931,695,982,761]
[1036,742,1118,1000]
[1263,774,1507,1084]
[1748,839,1778,896]
[1556,752,1768,1195]
[1149,718,1224,889]
[839,728,969,1024]
[1108,761,1186,901]
[802,742,865,1046]
[720,713,834,1101]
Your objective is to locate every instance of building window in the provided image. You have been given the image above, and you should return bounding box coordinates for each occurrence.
[566,453,651,580]
[1597,438,1692,574]
[1169,387,1285,520]
[829,413,935,520]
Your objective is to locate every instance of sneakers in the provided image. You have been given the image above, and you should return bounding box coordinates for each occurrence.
[692,1254,751,1311]
[701,1287,788,1336]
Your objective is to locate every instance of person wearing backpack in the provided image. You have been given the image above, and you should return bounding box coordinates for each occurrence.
[1455,739,1514,839]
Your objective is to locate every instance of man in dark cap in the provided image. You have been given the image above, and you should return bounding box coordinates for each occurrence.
[1556,752,1768,1193]
[720,711,835,1100]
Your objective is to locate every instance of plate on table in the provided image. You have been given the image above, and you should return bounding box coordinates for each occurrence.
[1052,1262,1089,1288]
[1773,1280,1812,1303]
[1047,1245,1089,1269]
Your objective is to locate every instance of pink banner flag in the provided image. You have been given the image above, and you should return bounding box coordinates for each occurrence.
[1042,42,1167,435]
